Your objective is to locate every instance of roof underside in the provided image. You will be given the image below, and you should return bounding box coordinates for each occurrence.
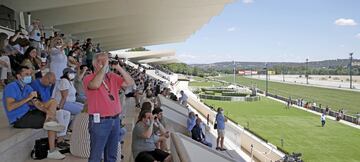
[113,50,180,64]
[2,0,233,51]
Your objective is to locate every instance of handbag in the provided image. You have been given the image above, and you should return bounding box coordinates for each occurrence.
[214,122,217,129]
[30,138,49,160]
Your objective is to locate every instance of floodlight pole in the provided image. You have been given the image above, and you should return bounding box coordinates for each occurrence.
[349,53,353,89]
[306,58,309,84]
[282,64,285,82]
[233,60,236,85]
[265,63,269,96]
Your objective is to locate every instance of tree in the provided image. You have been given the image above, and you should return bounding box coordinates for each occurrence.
[126,47,149,52]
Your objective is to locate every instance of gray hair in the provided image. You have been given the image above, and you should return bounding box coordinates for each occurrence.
[92,52,109,66]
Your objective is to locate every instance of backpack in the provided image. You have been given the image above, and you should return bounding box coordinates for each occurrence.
[30,138,49,160]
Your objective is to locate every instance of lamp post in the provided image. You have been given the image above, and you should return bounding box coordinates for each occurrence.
[349,53,353,89]
[306,58,309,84]
[282,64,285,82]
[233,60,236,85]
[265,63,269,96]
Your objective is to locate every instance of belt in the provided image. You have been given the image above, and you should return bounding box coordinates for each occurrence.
[89,114,119,119]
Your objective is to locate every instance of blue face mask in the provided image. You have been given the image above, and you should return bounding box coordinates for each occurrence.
[22,76,32,84]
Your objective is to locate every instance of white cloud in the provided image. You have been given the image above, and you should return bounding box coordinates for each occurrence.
[334,18,357,26]
[227,27,236,32]
[243,0,254,4]
[356,33,360,39]
[178,54,197,59]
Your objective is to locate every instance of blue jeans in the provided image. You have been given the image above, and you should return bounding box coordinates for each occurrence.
[88,116,120,162]
[64,102,84,115]
[119,126,126,142]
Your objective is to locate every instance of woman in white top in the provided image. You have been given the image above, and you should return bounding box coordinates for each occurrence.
[52,68,83,115]
[49,37,68,80]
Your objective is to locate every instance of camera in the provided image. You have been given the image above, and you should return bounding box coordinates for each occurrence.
[109,59,119,65]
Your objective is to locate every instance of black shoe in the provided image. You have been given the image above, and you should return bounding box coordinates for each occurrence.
[57,141,70,149]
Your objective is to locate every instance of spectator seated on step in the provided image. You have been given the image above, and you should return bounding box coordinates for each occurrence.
[52,68,84,115]
[132,109,172,162]
[30,72,71,149]
[192,118,212,147]
[2,66,66,159]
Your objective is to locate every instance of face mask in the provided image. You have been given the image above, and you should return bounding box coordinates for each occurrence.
[72,54,77,57]
[221,110,224,114]
[68,73,75,80]
[56,45,62,49]
[146,119,151,126]
[22,76,32,84]
[105,67,110,73]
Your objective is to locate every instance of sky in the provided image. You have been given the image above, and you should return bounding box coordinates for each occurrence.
[144,0,360,64]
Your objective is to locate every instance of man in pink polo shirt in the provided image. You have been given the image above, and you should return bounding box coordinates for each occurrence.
[83,52,134,162]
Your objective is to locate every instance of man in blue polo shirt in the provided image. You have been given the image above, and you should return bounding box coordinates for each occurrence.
[30,72,72,149]
[2,66,66,159]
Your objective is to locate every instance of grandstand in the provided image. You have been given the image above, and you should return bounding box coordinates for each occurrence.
[0,1,289,162]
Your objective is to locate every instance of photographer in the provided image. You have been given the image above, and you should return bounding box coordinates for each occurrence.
[27,19,43,56]
[83,52,134,162]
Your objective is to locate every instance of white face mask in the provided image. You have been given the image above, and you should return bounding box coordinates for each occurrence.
[146,119,151,126]
[220,110,224,114]
[56,45,62,49]
[68,73,75,80]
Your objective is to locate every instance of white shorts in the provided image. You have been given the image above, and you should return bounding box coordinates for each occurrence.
[217,129,225,137]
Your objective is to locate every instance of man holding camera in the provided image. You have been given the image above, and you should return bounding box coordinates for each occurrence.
[2,66,66,159]
[27,19,42,56]
[83,52,134,162]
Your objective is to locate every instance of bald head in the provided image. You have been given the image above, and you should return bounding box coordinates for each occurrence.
[41,72,56,86]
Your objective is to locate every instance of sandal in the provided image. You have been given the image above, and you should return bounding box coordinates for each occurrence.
[216,147,221,150]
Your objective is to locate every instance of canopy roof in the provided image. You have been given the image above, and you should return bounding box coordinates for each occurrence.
[2,0,233,51]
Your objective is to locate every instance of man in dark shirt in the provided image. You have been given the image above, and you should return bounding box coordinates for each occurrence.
[191,118,212,147]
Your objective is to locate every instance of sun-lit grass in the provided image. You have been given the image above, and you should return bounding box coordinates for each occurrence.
[217,75,360,115]
[204,98,360,162]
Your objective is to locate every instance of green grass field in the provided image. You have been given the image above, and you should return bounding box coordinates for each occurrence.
[204,98,360,162]
[217,75,360,115]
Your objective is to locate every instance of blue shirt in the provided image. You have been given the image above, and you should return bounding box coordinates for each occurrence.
[216,113,226,130]
[2,81,33,124]
[187,117,196,131]
[30,79,52,102]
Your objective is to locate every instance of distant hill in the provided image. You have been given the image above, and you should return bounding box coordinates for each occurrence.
[190,59,360,70]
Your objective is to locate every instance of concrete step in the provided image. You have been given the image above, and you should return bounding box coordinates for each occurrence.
[0,91,48,162]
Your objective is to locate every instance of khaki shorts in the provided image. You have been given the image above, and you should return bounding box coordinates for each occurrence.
[217,129,225,137]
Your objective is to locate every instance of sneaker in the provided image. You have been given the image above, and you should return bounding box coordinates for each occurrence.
[57,141,70,149]
[220,148,227,151]
[43,121,65,132]
[47,150,65,160]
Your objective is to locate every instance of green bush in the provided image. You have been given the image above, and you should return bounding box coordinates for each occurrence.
[222,92,248,97]
[204,91,215,95]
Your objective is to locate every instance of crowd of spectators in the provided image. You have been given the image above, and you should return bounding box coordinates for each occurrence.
[0,17,227,162]
[0,18,101,160]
